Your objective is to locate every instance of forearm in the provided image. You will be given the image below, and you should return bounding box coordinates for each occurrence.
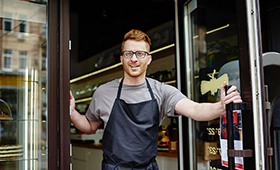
[70,109,95,134]
[175,83,242,121]
[175,98,226,121]
[191,101,225,121]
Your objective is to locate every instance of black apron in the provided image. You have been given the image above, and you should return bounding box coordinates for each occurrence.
[102,78,159,170]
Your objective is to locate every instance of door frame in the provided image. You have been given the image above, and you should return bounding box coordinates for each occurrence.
[48,0,71,169]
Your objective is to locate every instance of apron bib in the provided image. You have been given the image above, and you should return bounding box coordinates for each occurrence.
[102,78,159,170]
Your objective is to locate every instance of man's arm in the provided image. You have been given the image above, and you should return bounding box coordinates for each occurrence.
[70,91,102,134]
[174,82,242,121]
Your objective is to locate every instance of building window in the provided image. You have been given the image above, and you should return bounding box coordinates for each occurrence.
[3,18,13,32]
[19,20,27,33]
[2,49,13,71]
[41,23,47,37]
[19,51,28,71]
[42,53,46,71]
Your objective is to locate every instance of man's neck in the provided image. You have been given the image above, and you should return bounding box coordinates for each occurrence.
[120,74,146,85]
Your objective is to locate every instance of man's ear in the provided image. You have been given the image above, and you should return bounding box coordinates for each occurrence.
[148,55,152,65]
[120,55,123,64]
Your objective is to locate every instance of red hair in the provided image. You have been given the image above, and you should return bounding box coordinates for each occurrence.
[121,29,151,52]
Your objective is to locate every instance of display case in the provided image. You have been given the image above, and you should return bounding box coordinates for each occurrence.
[0,0,48,169]
[0,71,47,169]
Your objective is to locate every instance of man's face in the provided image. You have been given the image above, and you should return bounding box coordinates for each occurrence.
[120,40,152,79]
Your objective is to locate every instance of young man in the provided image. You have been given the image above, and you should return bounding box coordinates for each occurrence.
[70,29,242,170]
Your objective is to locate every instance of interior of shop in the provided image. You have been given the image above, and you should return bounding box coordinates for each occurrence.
[69,0,179,169]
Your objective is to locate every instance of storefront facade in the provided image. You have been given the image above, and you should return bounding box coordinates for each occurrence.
[0,0,279,170]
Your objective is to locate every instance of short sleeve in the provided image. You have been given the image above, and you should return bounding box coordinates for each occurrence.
[85,93,102,122]
[161,84,186,117]
[84,79,118,125]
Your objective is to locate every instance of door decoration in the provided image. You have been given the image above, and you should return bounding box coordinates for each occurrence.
[200,69,229,95]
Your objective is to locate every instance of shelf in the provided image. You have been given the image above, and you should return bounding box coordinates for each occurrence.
[0,119,40,122]
[157,151,178,158]
[70,62,122,84]
[75,97,92,104]
[0,117,13,120]
[71,143,177,158]
[0,158,39,162]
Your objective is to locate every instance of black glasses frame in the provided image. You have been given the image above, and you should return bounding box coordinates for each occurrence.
[122,50,150,59]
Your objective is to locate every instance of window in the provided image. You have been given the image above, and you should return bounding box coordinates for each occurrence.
[19,51,28,71]
[41,23,47,37]
[2,49,13,71]
[19,20,27,33]
[0,1,49,169]
[3,18,13,32]
[42,53,47,71]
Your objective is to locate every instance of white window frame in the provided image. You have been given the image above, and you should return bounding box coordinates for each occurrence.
[3,18,13,34]
[19,20,28,33]
[2,49,13,72]
[18,51,28,72]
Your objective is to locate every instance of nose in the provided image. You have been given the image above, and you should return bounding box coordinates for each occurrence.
[130,53,138,61]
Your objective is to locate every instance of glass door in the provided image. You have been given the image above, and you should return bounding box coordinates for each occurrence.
[0,0,48,169]
[176,0,276,169]
[180,0,245,169]
[190,1,239,169]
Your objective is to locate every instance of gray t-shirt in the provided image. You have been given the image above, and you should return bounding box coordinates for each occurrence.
[85,78,186,128]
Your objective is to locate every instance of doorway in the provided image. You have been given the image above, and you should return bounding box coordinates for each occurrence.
[69,1,179,170]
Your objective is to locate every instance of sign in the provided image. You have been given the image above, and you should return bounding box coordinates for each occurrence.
[220,110,244,169]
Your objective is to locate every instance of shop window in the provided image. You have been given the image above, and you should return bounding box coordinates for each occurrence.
[2,49,13,72]
[0,0,48,169]
[19,51,28,71]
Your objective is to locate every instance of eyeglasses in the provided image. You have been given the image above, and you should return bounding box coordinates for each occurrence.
[122,50,149,59]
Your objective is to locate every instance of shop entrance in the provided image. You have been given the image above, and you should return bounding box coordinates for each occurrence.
[69,1,180,170]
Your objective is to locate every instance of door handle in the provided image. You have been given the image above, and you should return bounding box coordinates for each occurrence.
[225,85,252,170]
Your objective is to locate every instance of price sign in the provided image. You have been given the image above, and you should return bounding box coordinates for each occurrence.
[220,110,244,170]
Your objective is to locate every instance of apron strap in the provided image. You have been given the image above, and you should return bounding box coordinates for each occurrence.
[116,78,124,99]
[145,78,155,100]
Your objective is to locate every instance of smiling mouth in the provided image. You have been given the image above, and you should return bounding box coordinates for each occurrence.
[130,65,139,68]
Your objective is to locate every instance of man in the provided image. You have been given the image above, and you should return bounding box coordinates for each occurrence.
[70,29,242,170]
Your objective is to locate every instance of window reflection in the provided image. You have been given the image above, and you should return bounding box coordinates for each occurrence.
[186,0,240,169]
[0,0,47,169]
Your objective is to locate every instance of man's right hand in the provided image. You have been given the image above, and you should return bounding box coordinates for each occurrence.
[69,90,103,134]
[70,91,76,115]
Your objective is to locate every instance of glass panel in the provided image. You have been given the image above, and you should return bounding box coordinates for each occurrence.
[185,0,241,169]
[0,0,48,169]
